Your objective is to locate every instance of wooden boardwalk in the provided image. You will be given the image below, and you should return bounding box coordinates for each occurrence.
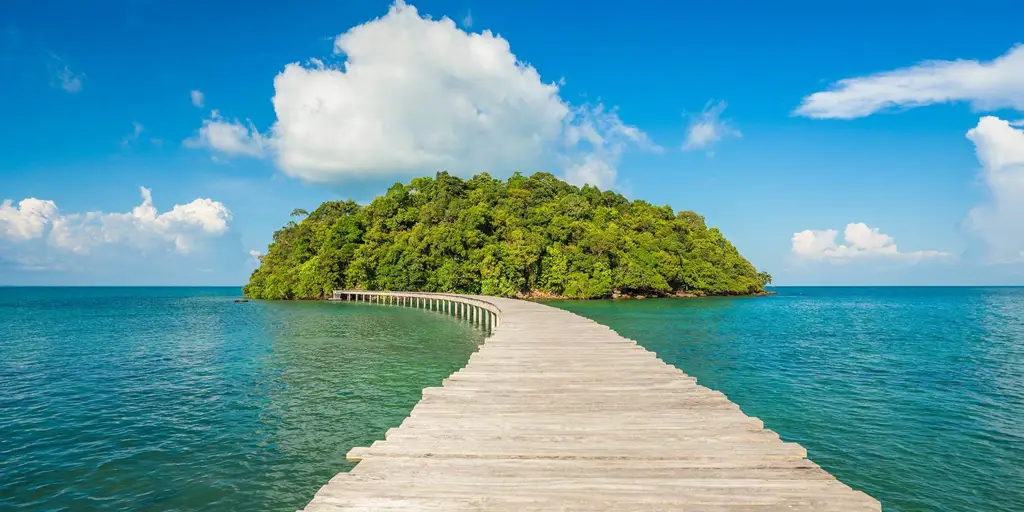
[306,291,880,511]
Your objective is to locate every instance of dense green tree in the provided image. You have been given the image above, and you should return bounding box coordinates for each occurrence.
[243,172,770,299]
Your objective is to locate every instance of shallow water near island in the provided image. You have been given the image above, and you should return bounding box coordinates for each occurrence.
[2,287,1022,511]
[0,287,484,511]
[546,287,1024,512]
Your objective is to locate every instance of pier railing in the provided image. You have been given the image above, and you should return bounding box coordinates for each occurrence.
[330,290,500,332]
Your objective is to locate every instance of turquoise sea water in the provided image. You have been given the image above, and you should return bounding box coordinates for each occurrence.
[2,287,1022,511]
[0,287,484,511]
[547,287,1024,512]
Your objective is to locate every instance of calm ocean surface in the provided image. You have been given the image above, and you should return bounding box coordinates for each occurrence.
[2,287,1022,511]
[0,287,484,511]
[548,287,1024,512]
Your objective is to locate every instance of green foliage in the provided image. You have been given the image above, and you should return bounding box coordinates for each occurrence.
[243,172,771,299]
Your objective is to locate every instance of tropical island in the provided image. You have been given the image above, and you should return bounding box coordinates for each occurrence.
[244,172,771,300]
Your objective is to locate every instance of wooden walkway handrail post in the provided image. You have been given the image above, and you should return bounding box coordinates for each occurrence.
[313,291,880,511]
[332,290,500,331]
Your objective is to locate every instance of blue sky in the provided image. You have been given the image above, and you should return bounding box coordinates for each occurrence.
[2,0,1023,286]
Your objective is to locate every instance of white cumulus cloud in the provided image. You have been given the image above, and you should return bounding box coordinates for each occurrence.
[792,223,949,262]
[185,111,266,158]
[964,116,1024,263]
[795,44,1024,119]
[0,187,232,256]
[682,100,741,152]
[0,198,59,240]
[189,1,653,188]
[191,89,205,108]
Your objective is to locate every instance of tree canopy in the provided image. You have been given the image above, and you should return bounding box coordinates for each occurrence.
[243,172,771,300]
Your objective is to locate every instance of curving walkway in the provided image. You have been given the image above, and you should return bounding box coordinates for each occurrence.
[306,291,880,511]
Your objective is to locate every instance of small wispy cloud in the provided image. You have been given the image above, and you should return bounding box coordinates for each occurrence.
[191,89,205,108]
[462,10,473,29]
[48,53,84,93]
[121,122,145,148]
[794,44,1024,119]
[682,100,741,154]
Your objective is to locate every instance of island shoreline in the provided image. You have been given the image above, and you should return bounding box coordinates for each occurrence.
[258,290,778,301]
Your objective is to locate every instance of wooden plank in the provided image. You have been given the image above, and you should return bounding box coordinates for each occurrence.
[303,292,880,511]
